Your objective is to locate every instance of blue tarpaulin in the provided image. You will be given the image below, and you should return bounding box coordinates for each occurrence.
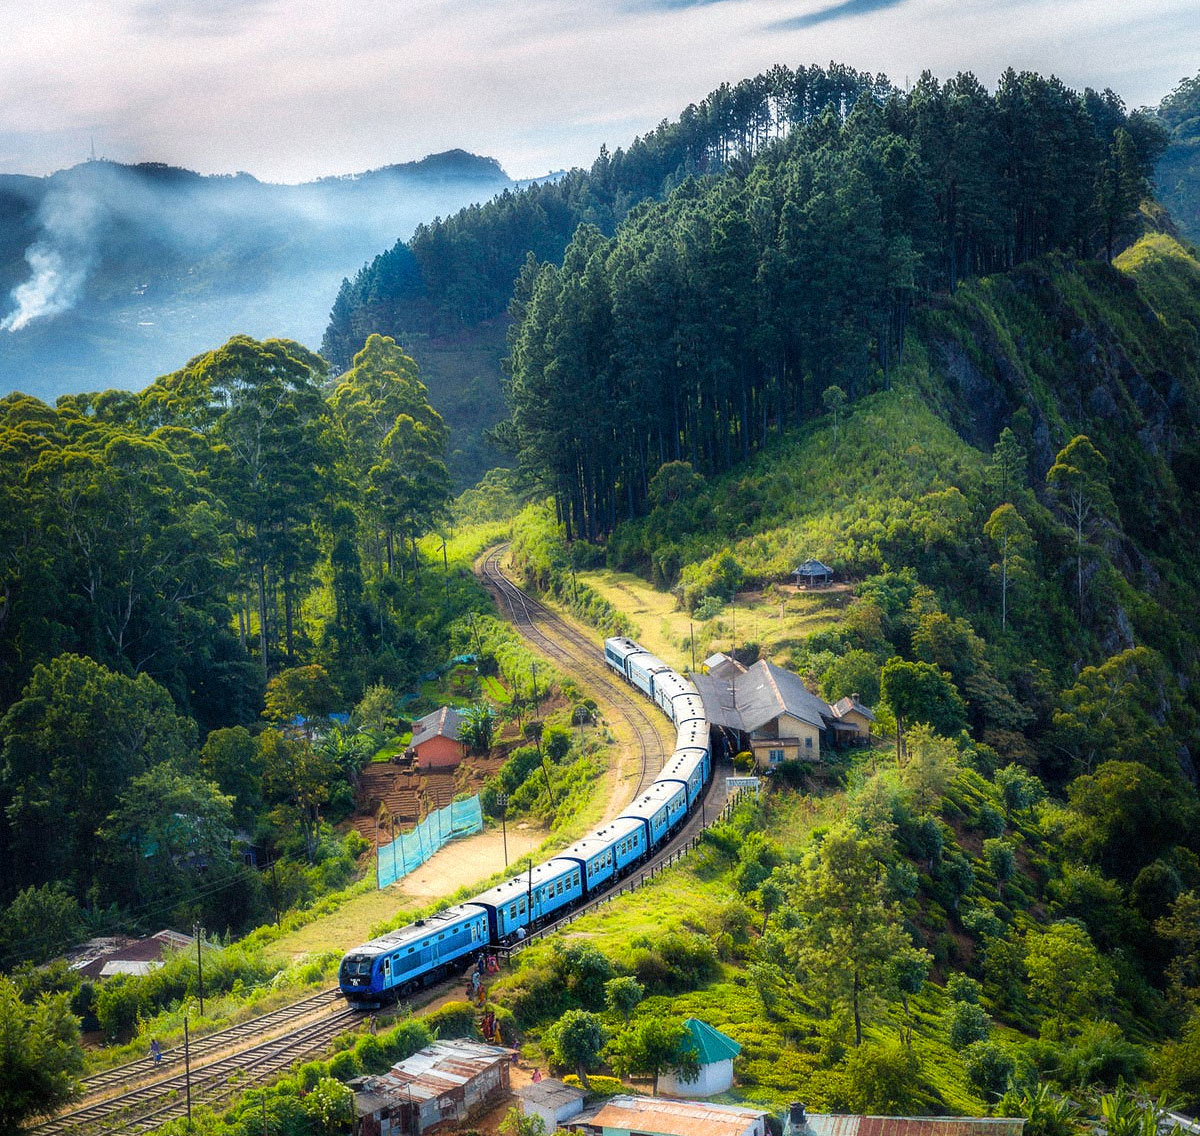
[376,795,484,888]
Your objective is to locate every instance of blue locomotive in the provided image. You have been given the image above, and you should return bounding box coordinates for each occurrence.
[338,637,712,1007]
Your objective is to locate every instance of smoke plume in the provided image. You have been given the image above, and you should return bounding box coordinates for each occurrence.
[1,189,101,333]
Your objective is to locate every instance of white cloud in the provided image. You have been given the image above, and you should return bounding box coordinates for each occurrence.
[0,0,1195,182]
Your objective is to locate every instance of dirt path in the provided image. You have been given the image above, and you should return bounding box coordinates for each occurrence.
[272,825,548,961]
[392,826,545,900]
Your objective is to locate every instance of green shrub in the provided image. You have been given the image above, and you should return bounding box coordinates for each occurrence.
[425,1000,478,1039]
[562,1073,628,1096]
[963,1040,1017,1098]
[380,1019,434,1064]
[656,932,719,992]
[949,1001,992,1048]
[327,1048,361,1082]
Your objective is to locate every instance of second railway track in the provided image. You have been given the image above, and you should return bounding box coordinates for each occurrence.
[478,545,671,796]
[38,544,715,1136]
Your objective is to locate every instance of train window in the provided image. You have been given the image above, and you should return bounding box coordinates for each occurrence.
[438,933,445,941]
[519,899,527,913]
[407,947,415,953]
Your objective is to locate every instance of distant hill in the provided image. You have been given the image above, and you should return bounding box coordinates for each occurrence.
[1154,69,1200,245]
[0,151,514,404]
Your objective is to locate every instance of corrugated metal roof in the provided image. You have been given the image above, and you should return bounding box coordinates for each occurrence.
[804,1117,1024,1136]
[683,1018,741,1063]
[517,1080,586,1108]
[588,1095,766,1136]
[412,706,465,746]
[358,1040,510,1108]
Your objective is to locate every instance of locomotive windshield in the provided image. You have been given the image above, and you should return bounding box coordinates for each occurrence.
[341,955,372,978]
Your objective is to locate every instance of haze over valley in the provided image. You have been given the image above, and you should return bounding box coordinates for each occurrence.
[0,150,521,401]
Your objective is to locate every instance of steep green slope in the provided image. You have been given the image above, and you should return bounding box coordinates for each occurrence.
[500,232,1200,1116]
[595,236,1200,763]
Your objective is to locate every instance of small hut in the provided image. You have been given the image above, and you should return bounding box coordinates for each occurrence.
[792,559,834,588]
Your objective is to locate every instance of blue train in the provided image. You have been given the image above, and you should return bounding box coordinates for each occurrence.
[338,636,712,1007]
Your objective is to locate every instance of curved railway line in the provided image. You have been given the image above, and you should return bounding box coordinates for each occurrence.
[478,544,672,797]
[38,549,730,1135]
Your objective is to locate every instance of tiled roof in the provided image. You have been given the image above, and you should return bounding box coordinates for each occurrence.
[692,661,834,734]
[832,696,876,722]
[736,660,832,732]
[683,1018,740,1063]
[71,929,194,980]
[411,706,465,747]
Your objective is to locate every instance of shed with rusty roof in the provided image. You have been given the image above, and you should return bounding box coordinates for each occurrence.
[350,1039,511,1136]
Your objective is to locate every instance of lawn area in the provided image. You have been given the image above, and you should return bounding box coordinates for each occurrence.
[576,569,851,669]
[481,674,510,704]
[267,885,420,961]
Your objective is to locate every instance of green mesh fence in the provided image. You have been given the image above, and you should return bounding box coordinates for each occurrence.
[377,795,484,888]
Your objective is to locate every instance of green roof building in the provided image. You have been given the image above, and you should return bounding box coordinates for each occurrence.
[659,1018,740,1097]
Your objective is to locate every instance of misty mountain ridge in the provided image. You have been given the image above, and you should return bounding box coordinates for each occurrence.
[0,150,521,400]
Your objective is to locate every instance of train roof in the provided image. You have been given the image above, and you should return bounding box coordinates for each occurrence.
[556,817,645,862]
[660,747,707,777]
[471,858,582,909]
[351,904,486,957]
[620,780,686,820]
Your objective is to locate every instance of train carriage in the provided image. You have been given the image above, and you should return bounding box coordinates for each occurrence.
[675,717,710,761]
[339,904,488,1006]
[603,637,646,678]
[557,817,647,895]
[652,669,694,719]
[473,858,583,940]
[657,746,708,810]
[671,690,707,728]
[620,780,688,847]
[626,652,671,700]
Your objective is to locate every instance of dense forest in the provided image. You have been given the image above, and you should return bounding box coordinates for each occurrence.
[1154,71,1200,245]
[0,331,480,963]
[3,57,1200,1133]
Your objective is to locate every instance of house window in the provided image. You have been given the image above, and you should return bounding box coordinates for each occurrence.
[768,749,784,764]
[805,737,813,749]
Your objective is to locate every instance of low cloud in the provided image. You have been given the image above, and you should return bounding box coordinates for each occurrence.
[770,0,909,30]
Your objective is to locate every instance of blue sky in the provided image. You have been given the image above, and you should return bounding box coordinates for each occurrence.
[0,0,1196,183]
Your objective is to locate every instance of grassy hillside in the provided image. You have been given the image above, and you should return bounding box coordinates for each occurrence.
[496,234,1200,1118]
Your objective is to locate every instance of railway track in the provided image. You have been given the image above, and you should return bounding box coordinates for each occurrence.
[37,546,722,1136]
[63,987,343,1107]
[478,545,671,796]
[37,1007,361,1136]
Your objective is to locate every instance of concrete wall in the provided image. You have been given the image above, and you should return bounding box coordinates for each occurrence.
[414,735,464,769]
[659,1058,735,1097]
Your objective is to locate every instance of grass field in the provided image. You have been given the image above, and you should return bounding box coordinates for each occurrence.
[576,570,851,670]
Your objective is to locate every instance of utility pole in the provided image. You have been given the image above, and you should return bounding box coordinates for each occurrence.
[527,857,534,927]
[497,793,509,867]
[530,662,538,718]
[270,858,280,928]
[689,620,696,672]
[193,924,204,1017]
[184,1017,193,1130]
